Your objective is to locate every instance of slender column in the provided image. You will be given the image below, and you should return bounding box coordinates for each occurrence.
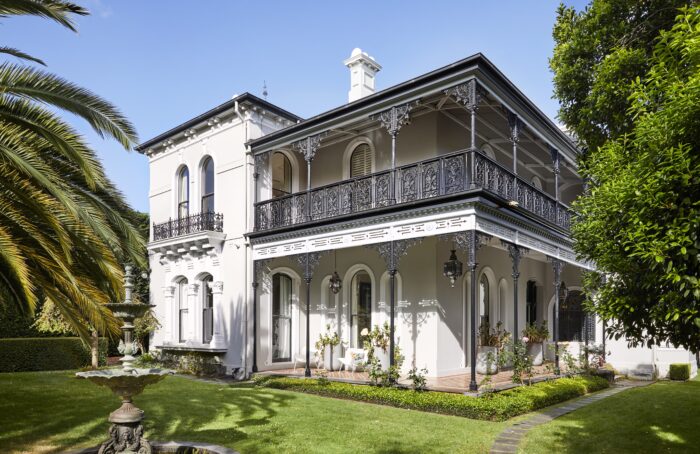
[502,242,527,338]
[162,286,175,343]
[600,274,607,363]
[376,102,414,203]
[292,133,326,221]
[550,146,561,202]
[251,279,259,373]
[549,258,565,375]
[505,109,524,202]
[296,252,322,377]
[452,231,490,392]
[210,281,225,348]
[368,238,420,381]
[445,80,484,189]
[186,283,200,342]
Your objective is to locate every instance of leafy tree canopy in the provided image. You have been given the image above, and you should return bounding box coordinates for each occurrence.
[569,6,700,351]
[550,0,688,153]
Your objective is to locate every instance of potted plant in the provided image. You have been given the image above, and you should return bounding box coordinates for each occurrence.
[477,321,509,375]
[522,321,549,366]
[315,324,341,371]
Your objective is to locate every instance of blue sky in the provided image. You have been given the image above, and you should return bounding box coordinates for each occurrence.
[7,0,588,213]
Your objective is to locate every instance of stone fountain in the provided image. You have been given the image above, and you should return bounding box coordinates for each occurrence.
[77,265,172,454]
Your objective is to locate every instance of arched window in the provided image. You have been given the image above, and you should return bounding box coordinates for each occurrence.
[531,176,543,190]
[350,270,372,347]
[272,273,293,362]
[526,280,538,325]
[558,290,590,342]
[350,143,372,178]
[271,152,292,197]
[176,277,188,342]
[201,157,214,213]
[177,167,189,219]
[479,274,490,328]
[201,275,213,343]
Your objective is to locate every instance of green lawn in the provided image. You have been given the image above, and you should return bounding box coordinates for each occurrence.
[519,377,700,453]
[0,371,504,454]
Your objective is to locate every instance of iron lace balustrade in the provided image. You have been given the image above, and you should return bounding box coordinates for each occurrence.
[153,212,223,241]
[255,149,572,232]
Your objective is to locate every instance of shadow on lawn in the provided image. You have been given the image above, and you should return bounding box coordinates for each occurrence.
[524,380,700,454]
[0,372,296,453]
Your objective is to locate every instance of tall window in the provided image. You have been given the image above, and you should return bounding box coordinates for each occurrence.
[202,275,213,343]
[351,270,372,347]
[526,280,538,325]
[350,143,372,178]
[272,274,293,362]
[201,157,214,213]
[177,167,189,219]
[479,274,490,327]
[559,290,588,341]
[176,278,188,342]
[271,152,292,197]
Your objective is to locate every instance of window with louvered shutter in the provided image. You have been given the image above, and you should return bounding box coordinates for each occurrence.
[350,144,372,178]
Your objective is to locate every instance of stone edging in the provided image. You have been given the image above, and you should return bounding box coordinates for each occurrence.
[489,380,652,454]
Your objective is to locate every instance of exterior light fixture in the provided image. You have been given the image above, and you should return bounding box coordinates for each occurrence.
[559,281,569,302]
[442,248,463,288]
[508,200,519,207]
[329,251,342,294]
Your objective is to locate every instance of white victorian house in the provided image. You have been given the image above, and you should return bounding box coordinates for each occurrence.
[138,49,697,385]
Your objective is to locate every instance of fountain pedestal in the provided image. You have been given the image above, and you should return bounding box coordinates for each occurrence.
[77,266,173,454]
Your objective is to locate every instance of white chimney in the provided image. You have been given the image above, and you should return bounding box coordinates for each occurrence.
[343,48,382,103]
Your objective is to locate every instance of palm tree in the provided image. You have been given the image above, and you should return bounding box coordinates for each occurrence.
[0,0,146,340]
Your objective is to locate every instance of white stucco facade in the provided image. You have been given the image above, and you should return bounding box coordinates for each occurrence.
[139,53,697,381]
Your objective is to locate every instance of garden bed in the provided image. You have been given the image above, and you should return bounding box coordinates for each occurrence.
[254,374,609,421]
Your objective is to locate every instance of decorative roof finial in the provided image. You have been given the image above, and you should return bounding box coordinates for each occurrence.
[262,80,268,100]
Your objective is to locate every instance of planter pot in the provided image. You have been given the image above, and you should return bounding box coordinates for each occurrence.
[477,346,499,375]
[375,348,390,370]
[527,342,544,366]
[322,346,341,371]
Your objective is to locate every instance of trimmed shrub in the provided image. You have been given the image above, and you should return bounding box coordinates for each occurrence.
[159,350,225,376]
[257,374,609,421]
[669,363,691,381]
[0,337,107,372]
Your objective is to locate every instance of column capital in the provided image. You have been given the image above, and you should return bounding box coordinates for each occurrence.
[501,241,528,279]
[292,132,328,163]
[503,108,525,143]
[442,231,491,267]
[253,152,268,179]
[367,238,421,272]
[211,281,224,295]
[374,102,416,138]
[549,145,561,174]
[296,251,323,281]
[444,79,485,113]
[187,283,200,296]
[162,285,175,298]
[548,257,565,287]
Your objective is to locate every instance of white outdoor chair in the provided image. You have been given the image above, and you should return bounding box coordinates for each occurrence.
[338,348,367,373]
[293,349,321,372]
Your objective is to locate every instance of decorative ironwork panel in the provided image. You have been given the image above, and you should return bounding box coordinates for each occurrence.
[375,171,392,207]
[399,165,418,202]
[293,194,306,224]
[326,186,339,218]
[354,176,372,212]
[340,182,353,215]
[443,155,465,194]
[152,212,224,241]
[422,159,440,198]
[311,190,325,220]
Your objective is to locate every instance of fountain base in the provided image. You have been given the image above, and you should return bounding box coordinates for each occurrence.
[98,421,152,454]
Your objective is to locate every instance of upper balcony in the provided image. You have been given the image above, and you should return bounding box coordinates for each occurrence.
[153,212,224,241]
[254,148,571,233]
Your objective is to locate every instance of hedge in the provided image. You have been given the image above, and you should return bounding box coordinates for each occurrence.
[255,374,609,421]
[669,363,691,381]
[0,337,107,372]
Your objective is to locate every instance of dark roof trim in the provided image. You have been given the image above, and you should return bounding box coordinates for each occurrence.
[136,92,301,152]
[249,53,577,156]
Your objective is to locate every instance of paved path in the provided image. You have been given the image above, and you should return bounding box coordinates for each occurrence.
[490,380,652,454]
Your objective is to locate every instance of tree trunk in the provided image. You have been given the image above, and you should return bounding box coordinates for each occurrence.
[91,330,99,369]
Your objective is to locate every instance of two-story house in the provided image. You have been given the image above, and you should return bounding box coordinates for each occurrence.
[139,49,697,385]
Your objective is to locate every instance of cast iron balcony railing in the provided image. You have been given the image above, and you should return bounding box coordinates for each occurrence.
[254,149,572,232]
[152,212,223,241]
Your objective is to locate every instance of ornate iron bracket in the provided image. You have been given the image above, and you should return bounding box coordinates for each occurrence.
[296,251,323,281]
[501,240,528,279]
[292,132,328,163]
[374,102,416,138]
[549,145,561,175]
[444,79,485,113]
[503,108,525,143]
[439,231,491,267]
[368,238,422,272]
[252,259,271,285]
[548,257,565,287]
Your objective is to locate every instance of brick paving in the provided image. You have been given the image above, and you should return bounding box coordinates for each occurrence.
[489,380,652,454]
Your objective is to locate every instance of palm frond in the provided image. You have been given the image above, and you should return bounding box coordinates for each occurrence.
[0,0,88,32]
[0,46,45,65]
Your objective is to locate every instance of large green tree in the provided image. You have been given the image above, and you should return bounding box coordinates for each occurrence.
[553,4,700,351]
[0,1,146,340]
[551,0,689,153]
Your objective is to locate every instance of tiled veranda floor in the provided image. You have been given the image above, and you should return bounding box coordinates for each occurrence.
[258,364,556,394]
